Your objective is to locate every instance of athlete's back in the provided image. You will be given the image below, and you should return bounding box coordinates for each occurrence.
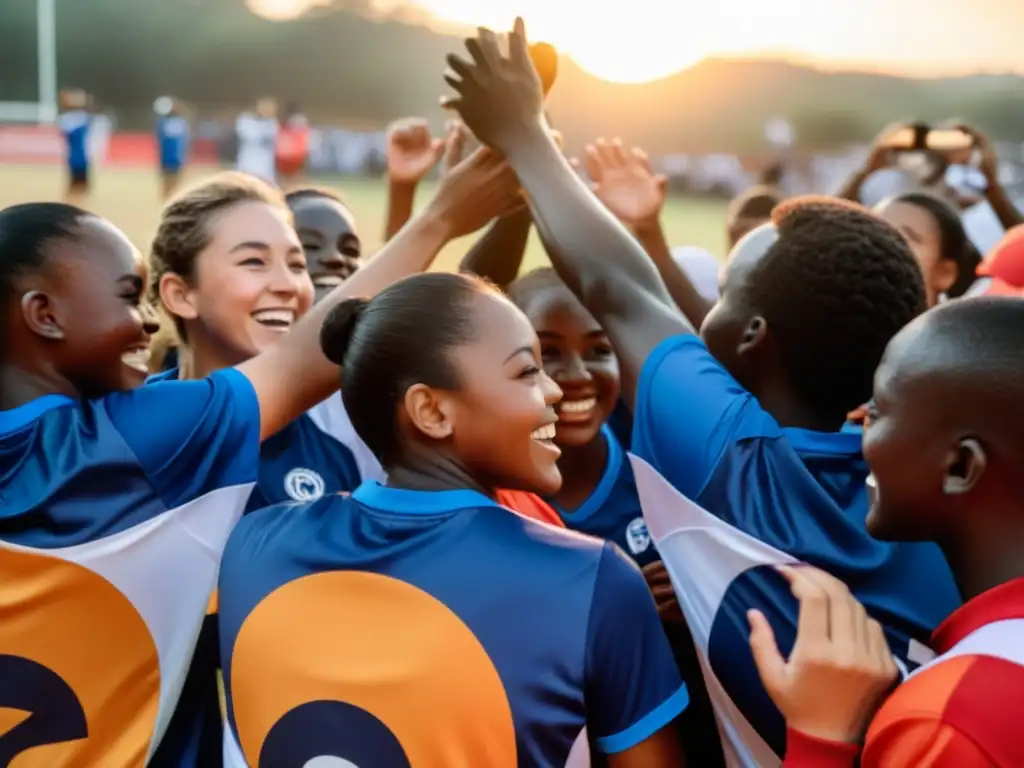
[219,483,689,767]
[0,371,259,766]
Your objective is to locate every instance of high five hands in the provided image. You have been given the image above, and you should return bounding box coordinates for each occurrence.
[385,117,446,186]
[442,18,547,157]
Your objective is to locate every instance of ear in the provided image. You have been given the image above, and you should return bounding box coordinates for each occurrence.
[932,257,959,296]
[942,437,986,495]
[403,383,454,441]
[736,315,768,357]
[158,272,198,324]
[21,290,65,340]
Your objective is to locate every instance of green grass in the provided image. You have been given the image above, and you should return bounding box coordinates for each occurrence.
[0,165,730,268]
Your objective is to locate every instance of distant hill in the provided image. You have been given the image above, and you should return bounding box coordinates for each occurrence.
[2,0,1024,151]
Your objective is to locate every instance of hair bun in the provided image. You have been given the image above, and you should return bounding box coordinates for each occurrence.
[320,297,369,366]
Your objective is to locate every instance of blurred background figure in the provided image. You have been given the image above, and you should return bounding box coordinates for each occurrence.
[235,96,279,183]
[57,87,93,206]
[154,96,190,200]
[276,101,311,189]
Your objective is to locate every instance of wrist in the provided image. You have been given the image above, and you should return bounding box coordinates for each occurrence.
[501,117,556,164]
[633,218,664,243]
[413,203,457,245]
[388,178,418,196]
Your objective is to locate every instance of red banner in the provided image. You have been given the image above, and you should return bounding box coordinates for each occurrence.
[0,126,219,167]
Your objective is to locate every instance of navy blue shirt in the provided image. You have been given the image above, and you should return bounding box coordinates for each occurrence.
[552,425,657,566]
[631,334,961,760]
[219,483,689,767]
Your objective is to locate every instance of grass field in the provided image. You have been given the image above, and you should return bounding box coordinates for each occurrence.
[0,165,730,269]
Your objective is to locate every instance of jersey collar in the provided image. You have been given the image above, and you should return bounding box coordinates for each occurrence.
[352,481,501,515]
[931,576,1024,653]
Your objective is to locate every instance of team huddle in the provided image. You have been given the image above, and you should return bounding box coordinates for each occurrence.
[4,18,1024,768]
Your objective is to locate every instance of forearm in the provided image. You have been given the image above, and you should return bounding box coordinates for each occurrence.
[459,207,532,289]
[835,166,870,202]
[985,176,1024,230]
[506,124,674,310]
[384,180,417,242]
[635,221,712,328]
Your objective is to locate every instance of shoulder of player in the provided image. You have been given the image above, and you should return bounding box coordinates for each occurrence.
[472,507,610,562]
[227,494,349,553]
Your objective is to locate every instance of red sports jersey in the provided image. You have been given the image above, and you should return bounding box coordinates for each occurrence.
[783,577,1024,767]
[495,490,566,528]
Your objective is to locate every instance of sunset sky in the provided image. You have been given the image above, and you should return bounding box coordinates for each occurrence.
[250,0,1024,83]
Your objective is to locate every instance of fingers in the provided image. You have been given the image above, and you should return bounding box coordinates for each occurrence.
[748,609,787,699]
[445,54,474,83]
[780,565,833,650]
[467,27,502,71]
[584,144,603,181]
[443,121,468,170]
[509,17,531,69]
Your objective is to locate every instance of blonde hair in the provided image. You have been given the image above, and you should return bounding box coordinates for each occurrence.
[149,172,289,340]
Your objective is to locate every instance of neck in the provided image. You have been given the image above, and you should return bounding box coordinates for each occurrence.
[941,517,1024,602]
[757,390,843,433]
[552,430,609,509]
[0,364,77,410]
[386,455,493,498]
[178,331,243,380]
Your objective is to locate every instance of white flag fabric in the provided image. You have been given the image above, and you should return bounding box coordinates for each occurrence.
[630,453,795,768]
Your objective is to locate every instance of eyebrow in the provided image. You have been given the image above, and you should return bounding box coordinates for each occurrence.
[230,240,303,255]
[504,345,535,363]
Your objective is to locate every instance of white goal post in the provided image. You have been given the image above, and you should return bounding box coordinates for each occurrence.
[0,0,57,124]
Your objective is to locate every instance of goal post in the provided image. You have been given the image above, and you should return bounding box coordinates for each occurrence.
[0,0,57,125]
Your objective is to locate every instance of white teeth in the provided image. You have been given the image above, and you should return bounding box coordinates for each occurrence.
[559,397,597,414]
[122,348,151,373]
[866,473,877,489]
[252,309,296,326]
[313,275,345,288]
[531,423,556,441]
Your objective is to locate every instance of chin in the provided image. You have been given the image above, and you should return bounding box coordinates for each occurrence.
[554,422,600,449]
[531,465,563,497]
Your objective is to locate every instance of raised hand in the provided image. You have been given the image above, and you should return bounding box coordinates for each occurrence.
[441,119,470,175]
[428,146,524,239]
[442,18,545,155]
[584,138,667,230]
[949,122,999,179]
[386,117,445,185]
[749,565,898,745]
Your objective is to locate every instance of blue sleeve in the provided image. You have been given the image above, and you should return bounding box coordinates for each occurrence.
[101,368,260,507]
[632,334,777,499]
[584,543,689,754]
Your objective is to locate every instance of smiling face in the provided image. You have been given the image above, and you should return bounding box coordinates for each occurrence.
[169,201,313,365]
[288,194,361,303]
[875,199,955,307]
[38,217,158,397]
[442,290,564,496]
[518,281,619,448]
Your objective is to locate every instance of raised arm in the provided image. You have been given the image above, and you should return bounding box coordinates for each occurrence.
[458,208,532,289]
[442,20,693,405]
[239,146,521,440]
[382,117,445,242]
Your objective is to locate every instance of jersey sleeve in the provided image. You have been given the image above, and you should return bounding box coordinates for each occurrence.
[101,368,260,507]
[584,543,690,754]
[632,334,777,500]
[862,720,996,768]
[783,729,859,767]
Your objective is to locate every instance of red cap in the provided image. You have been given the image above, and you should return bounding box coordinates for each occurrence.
[978,225,1024,287]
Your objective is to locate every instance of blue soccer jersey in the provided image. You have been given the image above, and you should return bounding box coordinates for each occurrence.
[58,110,92,171]
[157,115,189,170]
[219,483,689,767]
[630,334,962,766]
[551,425,657,566]
[0,370,259,767]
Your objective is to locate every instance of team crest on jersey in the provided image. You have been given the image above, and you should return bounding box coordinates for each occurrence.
[624,517,651,555]
[284,468,326,502]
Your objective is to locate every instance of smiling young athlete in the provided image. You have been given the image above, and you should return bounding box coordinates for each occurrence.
[0,152,511,765]
[219,272,689,768]
[440,19,961,766]
[285,187,363,303]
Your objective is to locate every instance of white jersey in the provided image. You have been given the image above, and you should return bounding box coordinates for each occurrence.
[235,113,279,183]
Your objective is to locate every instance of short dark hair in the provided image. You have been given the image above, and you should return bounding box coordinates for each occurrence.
[891,191,980,298]
[505,267,565,310]
[320,272,493,467]
[284,186,346,207]
[0,201,88,313]
[728,185,783,224]
[748,196,925,421]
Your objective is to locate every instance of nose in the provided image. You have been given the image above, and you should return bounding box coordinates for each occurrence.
[555,352,592,384]
[541,370,563,407]
[140,302,161,336]
[268,261,306,296]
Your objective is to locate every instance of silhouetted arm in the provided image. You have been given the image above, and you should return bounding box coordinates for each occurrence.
[458,208,532,290]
